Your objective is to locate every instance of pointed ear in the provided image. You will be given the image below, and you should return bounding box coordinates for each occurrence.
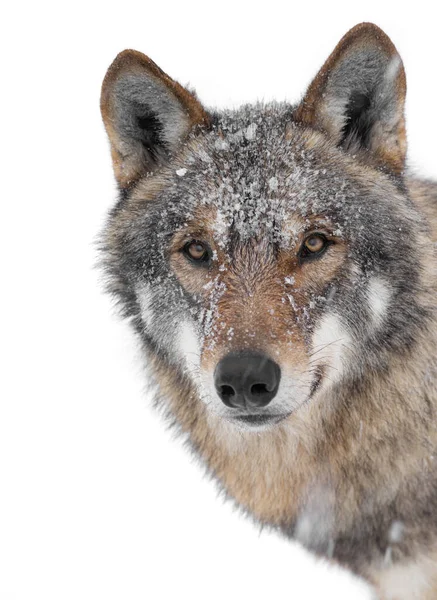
[100,50,210,188]
[294,23,407,174]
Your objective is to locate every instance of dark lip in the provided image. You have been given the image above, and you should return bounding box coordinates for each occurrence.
[230,413,290,426]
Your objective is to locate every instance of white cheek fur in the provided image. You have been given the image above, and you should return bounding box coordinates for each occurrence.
[367,277,391,328]
[177,320,202,376]
[311,312,353,384]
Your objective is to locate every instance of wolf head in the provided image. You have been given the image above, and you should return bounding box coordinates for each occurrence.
[100,23,428,432]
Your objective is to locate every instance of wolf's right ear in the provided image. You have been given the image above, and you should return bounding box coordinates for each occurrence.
[100,50,210,188]
[294,23,407,175]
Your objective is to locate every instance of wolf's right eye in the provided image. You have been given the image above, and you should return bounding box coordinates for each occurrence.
[182,240,211,264]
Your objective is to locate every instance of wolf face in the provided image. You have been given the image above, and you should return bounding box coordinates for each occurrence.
[100,24,428,433]
[100,25,437,597]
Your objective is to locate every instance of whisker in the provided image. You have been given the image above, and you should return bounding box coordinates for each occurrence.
[309,338,344,359]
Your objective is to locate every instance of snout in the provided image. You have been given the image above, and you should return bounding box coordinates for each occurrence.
[214,352,281,409]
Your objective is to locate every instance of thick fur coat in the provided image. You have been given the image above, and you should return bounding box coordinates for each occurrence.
[100,23,437,599]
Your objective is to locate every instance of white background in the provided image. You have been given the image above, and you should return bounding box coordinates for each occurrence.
[1,1,435,598]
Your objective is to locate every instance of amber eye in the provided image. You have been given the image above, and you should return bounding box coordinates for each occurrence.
[300,233,330,259]
[182,240,211,264]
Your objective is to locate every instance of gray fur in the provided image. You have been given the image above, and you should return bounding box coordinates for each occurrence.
[113,73,192,172]
[100,25,437,599]
[323,51,401,145]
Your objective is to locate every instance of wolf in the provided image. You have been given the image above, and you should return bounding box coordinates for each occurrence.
[99,23,437,599]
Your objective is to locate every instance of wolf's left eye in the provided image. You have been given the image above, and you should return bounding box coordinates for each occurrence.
[182,240,211,264]
[300,234,330,260]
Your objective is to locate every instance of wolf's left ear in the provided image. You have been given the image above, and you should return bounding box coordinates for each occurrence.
[294,23,406,174]
[101,50,210,188]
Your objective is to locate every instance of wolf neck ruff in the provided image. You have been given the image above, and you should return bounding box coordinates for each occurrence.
[100,23,437,599]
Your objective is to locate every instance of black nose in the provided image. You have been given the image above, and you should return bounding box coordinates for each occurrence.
[214,352,281,409]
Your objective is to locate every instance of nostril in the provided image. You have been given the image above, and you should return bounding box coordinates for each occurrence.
[217,384,240,408]
[220,385,236,398]
[250,383,269,396]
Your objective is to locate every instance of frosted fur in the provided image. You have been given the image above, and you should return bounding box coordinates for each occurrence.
[100,24,437,600]
[128,103,424,377]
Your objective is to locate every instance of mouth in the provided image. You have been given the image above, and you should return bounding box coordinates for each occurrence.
[229,413,291,428]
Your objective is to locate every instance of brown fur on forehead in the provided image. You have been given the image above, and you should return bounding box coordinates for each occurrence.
[282,213,342,240]
[169,203,219,247]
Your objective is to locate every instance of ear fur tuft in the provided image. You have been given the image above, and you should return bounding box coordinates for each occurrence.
[100,50,210,188]
[294,23,407,174]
